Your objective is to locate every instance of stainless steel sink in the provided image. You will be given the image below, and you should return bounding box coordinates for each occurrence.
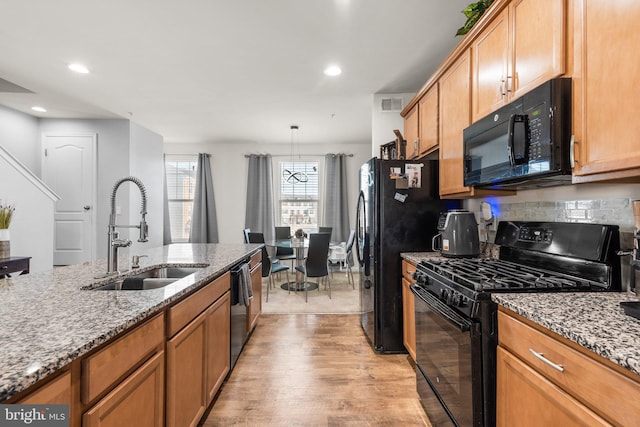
[89,265,207,290]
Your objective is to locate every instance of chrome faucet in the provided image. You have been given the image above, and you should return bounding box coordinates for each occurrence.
[105,176,148,275]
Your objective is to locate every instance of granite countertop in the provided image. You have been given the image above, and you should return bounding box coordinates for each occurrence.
[492,292,640,377]
[0,243,262,401]
[402,250,640,379]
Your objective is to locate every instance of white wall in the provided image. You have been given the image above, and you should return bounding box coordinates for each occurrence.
[164,141,371,243]
[0,105,40,173]
[0,151,55,273]
[371,93,415,157]
[129,122,164,254]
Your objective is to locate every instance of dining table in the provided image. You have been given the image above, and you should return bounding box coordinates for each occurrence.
[265,238,318,292]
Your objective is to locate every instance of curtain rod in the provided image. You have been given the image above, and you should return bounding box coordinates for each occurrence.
[244,153,354,158]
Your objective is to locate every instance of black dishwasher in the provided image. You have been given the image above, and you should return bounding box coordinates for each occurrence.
[230,259,250,369]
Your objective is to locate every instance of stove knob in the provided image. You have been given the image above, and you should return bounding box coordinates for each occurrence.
[457,294,465,307]
[440,289,448,301]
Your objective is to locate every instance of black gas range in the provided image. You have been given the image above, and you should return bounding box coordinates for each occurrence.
[411,221,622,427]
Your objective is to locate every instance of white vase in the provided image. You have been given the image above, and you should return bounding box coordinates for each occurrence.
[0,228,9,259]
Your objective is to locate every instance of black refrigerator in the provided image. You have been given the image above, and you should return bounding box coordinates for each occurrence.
[356,158,459,353]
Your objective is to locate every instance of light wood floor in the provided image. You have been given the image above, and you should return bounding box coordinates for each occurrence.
[202,314,430,426]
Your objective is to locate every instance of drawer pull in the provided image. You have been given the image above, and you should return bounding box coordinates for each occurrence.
[529,348,564,372]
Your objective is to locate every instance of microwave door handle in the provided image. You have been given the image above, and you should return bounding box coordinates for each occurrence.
[508,114,528,165]
[508,114,517,166]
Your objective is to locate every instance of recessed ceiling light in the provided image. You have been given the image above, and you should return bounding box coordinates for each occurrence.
[324,65,342,76]
[68,63,90,74]
[31,106,47,113]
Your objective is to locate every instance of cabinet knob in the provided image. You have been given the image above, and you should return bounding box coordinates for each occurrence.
[83,205,91,211]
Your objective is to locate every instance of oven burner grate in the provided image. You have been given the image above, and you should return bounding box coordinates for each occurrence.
[420,258,603,291]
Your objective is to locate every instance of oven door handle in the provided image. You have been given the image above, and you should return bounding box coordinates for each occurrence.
[416,287,472,332]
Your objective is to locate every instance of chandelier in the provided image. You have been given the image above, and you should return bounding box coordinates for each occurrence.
[282,125,309,184]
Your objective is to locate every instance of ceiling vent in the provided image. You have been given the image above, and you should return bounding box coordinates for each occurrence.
[380,97,403,112]
[0,77,34,93]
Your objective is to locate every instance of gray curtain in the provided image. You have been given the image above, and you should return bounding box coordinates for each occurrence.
[163,154,172,245]
[323,153,350,243]
[189,153,219,243]
[245,154,275,241]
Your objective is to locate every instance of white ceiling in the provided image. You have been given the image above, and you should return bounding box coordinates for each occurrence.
[0,0,469,145]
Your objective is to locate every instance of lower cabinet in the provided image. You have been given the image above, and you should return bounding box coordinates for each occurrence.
[497,308,640,426]
[83,352,164,427]
[206,293,231,404]
[166,310,208,427]
[248,259,262,333]
[401,260,417,361]
[18,370,72,405]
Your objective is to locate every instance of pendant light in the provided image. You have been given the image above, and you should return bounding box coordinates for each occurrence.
[283,125,309,184]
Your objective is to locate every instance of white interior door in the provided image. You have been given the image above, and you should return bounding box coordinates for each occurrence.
[42,134,96,265]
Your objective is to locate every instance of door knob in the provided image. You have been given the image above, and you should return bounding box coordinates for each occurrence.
[83,205,91,211]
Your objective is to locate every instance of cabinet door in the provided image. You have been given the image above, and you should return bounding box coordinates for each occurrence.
[83,352,164,427]
[401,277,416,362]
[19,371,71,405]
[439,50,472,197]
[166,311,207,427]
[572,0,640,179]
[248,262,262,333]
[472,7,509,122]
[418,85,438,157]
[496,347,609,427]
[404,105,419,159]
[205,292,231,404]
[510,0,565,99]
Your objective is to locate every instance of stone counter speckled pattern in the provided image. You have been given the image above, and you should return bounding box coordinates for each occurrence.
[492,292,640,377]
[0,243,261,401]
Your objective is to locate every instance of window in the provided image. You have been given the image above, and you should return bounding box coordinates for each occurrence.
[279,161,319,234]
[165,155,197,242]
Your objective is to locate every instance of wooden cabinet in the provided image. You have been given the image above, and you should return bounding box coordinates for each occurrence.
[82,314,164,404]
[472,0,566,121]
[417,85,439,158]
[439,50,473,198]
[205,292,231,404]
[403,85,439,160]
[497,308,640,426]
[497,347,608,426]
[403,105,419,159]
[18,371,71,405]
[83,352,164,427]
[166,272,231,427]
[401,260,417,361]
[167,309,208,427]
[571,0,640,182]
[248,261,262,333]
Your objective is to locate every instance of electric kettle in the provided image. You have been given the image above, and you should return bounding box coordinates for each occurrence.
[432,209,480,257]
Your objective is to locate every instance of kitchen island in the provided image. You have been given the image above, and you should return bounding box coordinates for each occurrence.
[0,243,262,405]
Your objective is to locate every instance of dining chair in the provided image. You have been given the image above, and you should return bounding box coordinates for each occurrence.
[294,232,331,302]
[274,226,296,267]
[247,232,290,302]
[243,228,251,244]
[318,226,333,241]
[344,229,356,289]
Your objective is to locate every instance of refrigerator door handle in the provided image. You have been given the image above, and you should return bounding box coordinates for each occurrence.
[355,190,370,276]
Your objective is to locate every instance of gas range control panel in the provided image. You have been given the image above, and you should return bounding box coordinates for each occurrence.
[518,226,553,243]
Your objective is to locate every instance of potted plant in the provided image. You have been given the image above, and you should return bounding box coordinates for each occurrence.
[293,228,307,241]
[0,202,14,259]
[456,0,495,36]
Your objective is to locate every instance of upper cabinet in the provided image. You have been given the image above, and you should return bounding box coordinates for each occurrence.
[403,85,439,160]
[571,0,640,182]
[472,0,566,122]
[403,105,419,159]
[439,51,473,197]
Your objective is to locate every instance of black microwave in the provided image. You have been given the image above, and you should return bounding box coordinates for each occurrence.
[463,78,572,189]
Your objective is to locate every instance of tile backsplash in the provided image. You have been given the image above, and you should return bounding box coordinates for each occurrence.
[493,198,635,231]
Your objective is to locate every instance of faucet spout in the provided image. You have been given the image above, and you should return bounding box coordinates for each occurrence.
[105,176,149,275]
